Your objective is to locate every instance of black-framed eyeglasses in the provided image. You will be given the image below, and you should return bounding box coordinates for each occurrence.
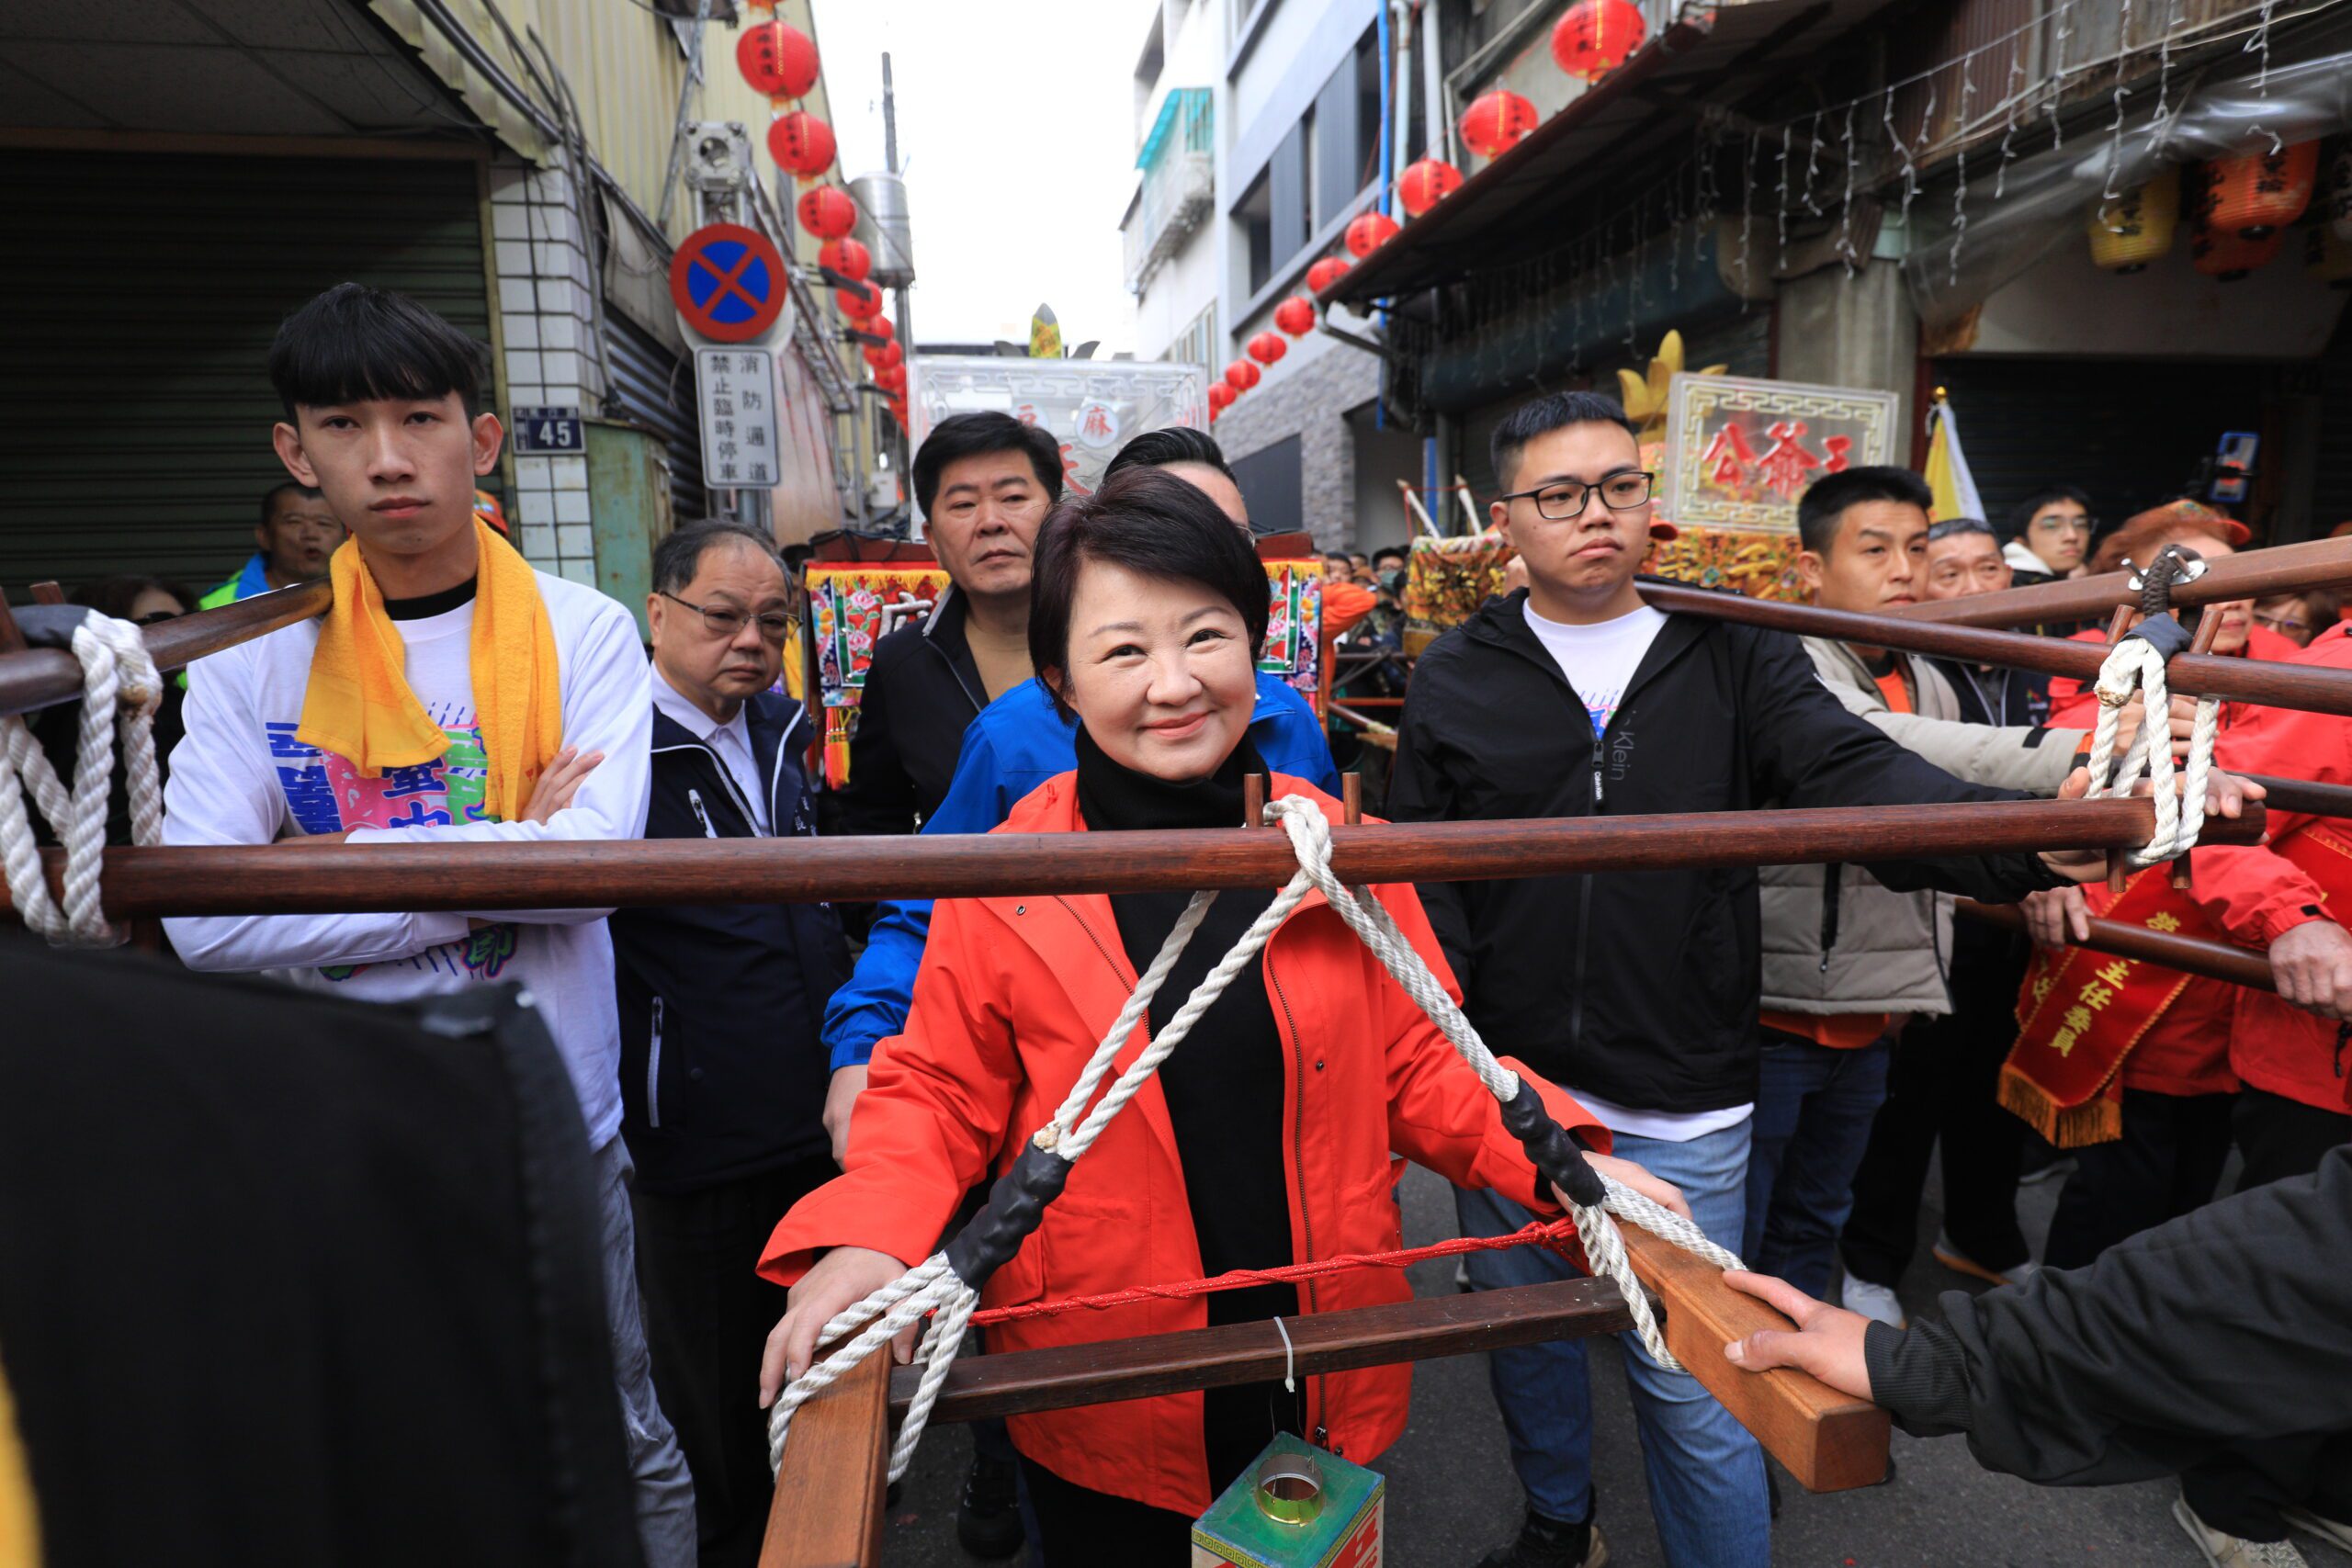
[1498,471,1654,520]
[661,591,793,643]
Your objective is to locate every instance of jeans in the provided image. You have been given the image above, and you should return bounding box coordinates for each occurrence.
[1746,1032,1894,1298]
[596,1137,701,1568]
[1456,1120,1770,1568]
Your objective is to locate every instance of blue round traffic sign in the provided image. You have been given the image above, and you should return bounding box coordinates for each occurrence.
[670,222,786,344]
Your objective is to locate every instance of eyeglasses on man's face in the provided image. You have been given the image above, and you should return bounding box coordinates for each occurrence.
[2031,512,2096,536]
[662,591,794,644]
[1499,471,1655,521]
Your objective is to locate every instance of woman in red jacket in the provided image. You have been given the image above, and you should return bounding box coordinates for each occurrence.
[754,467,1678,1561]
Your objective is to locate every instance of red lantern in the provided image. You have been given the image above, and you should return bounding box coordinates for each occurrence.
[876,365,906,394]
[833,284,882,321]
[1461,90,1539,159]
[738,20,820,99]
[1224,360,1261,392]
[2191,222,2284,281]
[888,398,908,427]
[1272,295,1317,336]
[1550,0,1645,81]
[766,111,835,180]
[864,339,903,371]
[1207,381,1237,413]
[865,315,896,344]
[1398,157,1464,217]
[1345,212,1400,257]
[2200,141,2320,239]
[820,237,871,282]
[797,184,857,240]
[1306,255,1352,294]
[1247,331,1288,366]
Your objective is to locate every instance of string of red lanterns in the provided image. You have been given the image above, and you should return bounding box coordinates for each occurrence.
[819,236,870,281]
[767,109,835,181]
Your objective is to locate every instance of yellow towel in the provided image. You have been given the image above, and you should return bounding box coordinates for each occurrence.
[0,1345,37,1568]
[297,516,563,824]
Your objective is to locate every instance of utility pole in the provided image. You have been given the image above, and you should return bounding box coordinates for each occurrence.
[881,51,914,495]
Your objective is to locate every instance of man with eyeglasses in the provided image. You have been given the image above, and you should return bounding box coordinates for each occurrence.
[612,519,851,1568]
[1389,393,2091,1568]
[2001,484,2097,586]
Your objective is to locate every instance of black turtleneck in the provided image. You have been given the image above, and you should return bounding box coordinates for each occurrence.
[382,577,478,621]
[1074,726,1301,1482]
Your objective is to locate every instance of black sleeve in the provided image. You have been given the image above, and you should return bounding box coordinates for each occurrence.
[1385,664,1476,987]
[1863,1145,2352,1487]
[1735,627,2061,903]
[819,638,920,840]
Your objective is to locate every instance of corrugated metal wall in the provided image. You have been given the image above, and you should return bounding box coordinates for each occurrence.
[605,307,706,522]
[0,149,492,597]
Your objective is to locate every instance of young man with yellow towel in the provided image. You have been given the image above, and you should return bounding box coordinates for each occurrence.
[159,284,694,1565]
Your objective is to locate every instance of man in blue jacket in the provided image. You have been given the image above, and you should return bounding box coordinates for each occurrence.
[612,520,850,1568]
[818,430,1340,1129]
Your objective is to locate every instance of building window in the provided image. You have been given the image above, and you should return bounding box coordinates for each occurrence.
[1237,170,1272,297]
[1167,304,1219,376]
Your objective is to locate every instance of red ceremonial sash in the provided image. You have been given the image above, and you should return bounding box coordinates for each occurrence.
[1998,869,2206,1147]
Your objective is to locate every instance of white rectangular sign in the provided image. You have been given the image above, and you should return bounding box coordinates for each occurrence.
[695,347,781,491]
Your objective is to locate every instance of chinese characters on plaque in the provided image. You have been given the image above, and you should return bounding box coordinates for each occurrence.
[1661,374,1902,532]
[694,346,781,490]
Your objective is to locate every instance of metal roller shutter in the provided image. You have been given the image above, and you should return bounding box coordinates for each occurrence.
[0,149,493,598]
[604,307,707,524]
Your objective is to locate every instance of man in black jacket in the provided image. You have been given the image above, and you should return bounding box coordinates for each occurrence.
[1388,391,2075,1568]
[1726,1145,2352,1566]
[820,411,1063,851]
[613,520,851,1568]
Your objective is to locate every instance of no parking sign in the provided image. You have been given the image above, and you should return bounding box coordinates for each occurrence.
[669,222,787,344]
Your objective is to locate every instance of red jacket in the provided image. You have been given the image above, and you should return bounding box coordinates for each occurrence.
[2041,625,2300,1095]
[2193,621,2352,1113]
[760,773,1606,1515]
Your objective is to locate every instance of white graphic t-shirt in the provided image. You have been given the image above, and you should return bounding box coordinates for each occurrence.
[1521,601,1668,737]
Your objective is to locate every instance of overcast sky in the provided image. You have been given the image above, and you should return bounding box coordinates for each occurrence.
[809,0,1152,355]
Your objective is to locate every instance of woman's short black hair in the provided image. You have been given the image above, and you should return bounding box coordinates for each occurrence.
[268,282,490,422]
[1028,466,1270,717]
[1102,425,1235,483]
[910,412,1064,514]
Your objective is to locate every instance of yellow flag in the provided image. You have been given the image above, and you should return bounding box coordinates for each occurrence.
[0,1351,39,1568]
[1923,398,1984,523]
[1028,302,1062,359]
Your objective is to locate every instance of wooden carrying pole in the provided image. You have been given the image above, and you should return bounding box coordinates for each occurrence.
[1955,897,2274,990]
[2,797,2267,920]
[1883,536,2352,630]
[1634,580,2352,719]
[0,579,330,719]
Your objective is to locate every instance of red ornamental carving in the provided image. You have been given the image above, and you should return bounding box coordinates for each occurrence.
[1272,295,1317,336]
[820,237,871,282]
[1461,90,1539,159]
[1345,211,1401,257]
[1699,423,1757,490]
[1247,331,1288,366]
[1207,381,1237,412]
[833,284,882,321]
[1757,420,1825,499]
[738,20,820,99]
[797,185,857,240]
[1550,0,1645,81]
[1398,157,1464,217]
[2201,141,2320,239]
[1225,359,1261,392]
[767,111,835,180]
[1306,255,1352,293]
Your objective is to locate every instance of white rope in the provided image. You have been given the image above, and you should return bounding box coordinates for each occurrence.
[765,794,1744,1480]
[2082,633,2219,867]
[0,612,164,945]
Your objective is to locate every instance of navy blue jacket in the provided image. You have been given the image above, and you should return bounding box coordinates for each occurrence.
[611,690,850,1195]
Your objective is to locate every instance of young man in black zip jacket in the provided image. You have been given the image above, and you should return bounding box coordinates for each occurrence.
[819,412,1065,852]
[1388,391,2084,1568]
[612,522,851,1568]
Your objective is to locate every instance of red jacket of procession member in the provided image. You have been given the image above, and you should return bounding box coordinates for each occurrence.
[2041,620,2302,1095]
[760,772,1607,1516]
[2192,619,2352,1113]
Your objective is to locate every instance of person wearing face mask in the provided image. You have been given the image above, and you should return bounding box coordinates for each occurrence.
[819,412,1064,850]
[755,467,1675,1565]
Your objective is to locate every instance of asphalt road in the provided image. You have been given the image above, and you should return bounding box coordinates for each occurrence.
[871,1156,2346,1568]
